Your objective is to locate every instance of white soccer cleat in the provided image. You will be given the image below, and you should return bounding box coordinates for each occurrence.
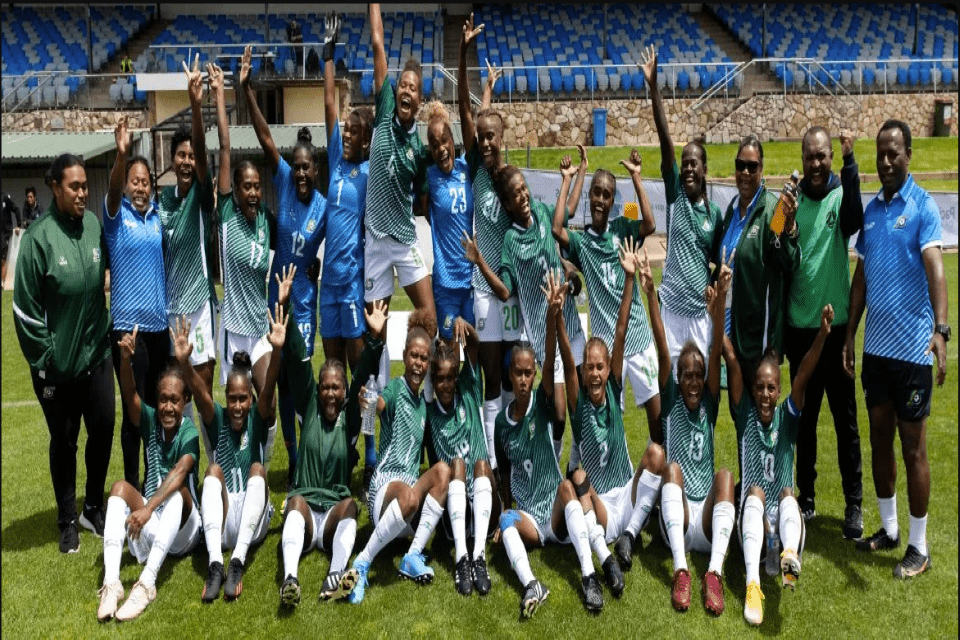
[114,580,156,622]
[96,580,124,622]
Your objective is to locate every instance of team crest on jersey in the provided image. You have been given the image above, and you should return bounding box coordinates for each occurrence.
[443,314,453,330]
[350,168,359,178]
[306,220,316,233]
[894,215,908,229]
[365,278,374,291]
[92,248,101,263]
[747,225,760,239]
[240,431,249,451]
[826,210,837,229]
[477,318,485,330]
[769,427,779,446]
[58,255,68,266]
[458,404,466,423]
[258,229,265,243]
[406,148,415,161]
[700,405,706,422]
[702,219,712,232]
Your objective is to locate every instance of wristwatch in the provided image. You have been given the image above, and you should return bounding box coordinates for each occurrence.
[935,324,951,342]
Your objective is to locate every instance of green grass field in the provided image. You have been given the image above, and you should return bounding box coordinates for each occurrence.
[2,257,957,638]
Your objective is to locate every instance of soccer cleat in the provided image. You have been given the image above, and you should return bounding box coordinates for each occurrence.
[79,505,105,537]
[319,570,352,601]
[59,521,80,554]
[613,531,636,571]
[360,464,376,507]
[472,554,491,596]
[893,545,931,579]
[581,572,604,612]
[347,560,370,604]
[780,549,801,589]
[856,528,901,552]
[671,568,692,611]
[115,580,156,622]
[798,497,816,522]
[520,579,549,618]
[398,551,435,584]
[843,504,864,540]
[702,570,725,615]
[97,580,124,622]
[602,555,625,598]
[280,574,301,606]
[743,580,764,626]
[455,555,473,596]
[201,561,225,603]
[223,558,245,600]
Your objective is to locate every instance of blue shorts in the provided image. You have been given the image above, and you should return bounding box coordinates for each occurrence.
[435,285,475,340]
[320,278,367,339]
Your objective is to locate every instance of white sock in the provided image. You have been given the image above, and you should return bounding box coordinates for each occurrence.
[448,480,468,561]
[502,524,535,586]
[779,495,802,553]
[482,398,501,469]
[377,344,391,390]
[708,501,735,575]
[232,476,266,564]
[553,438,563,463]
[103,496,128,583]
[263,422,278,471]
[472,477,493,560]
[330,518,357,573]
[356,500,407,565]
[626,470,662,537]
[567,440,581,474]
[564,500,594,577]
[878,495,899,539]
[742,495,764,585]
[661,482,687,571]
[409,494,444,555]
[281,509,305,579]
[584,509,610,564]
[908,514,928,556]
[141,491,184,588]
[201,476,224,565]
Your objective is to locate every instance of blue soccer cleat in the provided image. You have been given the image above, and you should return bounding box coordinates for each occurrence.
[347,560,370,604]
[398,551,435,584]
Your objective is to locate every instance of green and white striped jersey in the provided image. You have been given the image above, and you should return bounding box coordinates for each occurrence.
[158,178,217,315]
[567,218,651,356]
[571,377,634,495]
[495,385,563,527]
[218,193,269,337]
[371,377,427,496]
[467,147,511,294]
[661,372,719,503]
[426,360,488,495]
[140,404,199,505]
[203,402,268,494]
[735,394,800,518]
[364,78,430,245]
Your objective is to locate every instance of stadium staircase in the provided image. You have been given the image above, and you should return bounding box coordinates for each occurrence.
[103,17,171,75]
[692,8,782,98]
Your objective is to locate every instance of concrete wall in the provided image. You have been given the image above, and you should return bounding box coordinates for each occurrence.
[282,84,327,125]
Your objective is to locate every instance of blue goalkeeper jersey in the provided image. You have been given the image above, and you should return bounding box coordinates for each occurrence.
[424,155,474,290]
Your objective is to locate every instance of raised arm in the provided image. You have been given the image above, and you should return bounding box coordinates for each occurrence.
[323,13,341,144]
[107,116,131,217]
[923,246,949,387]
[621,149,657,238]
[453,316,480,368]
[722,334,743,407]
[791,305,834,409]
[843,258,866,379]
[116,326,143,426]
[552,154,579,249]
[183,54,209,186]
[481,58,500,109]
[610,237,639,385]
[639,247,671,390]
[707,249,732,399]
[369,3,388,91]
[837,132,863,237]
[458,13,484,153]
[208,63,231,195]
[541,271,562,398]
[565,144,589,220]
[639,45,674,172]
[257,302,288,421]
[171,316,215,426]
[240,45,280,172]
[462,231,510,301]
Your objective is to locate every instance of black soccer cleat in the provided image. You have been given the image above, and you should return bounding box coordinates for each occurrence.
[223,558,245,600]
[202,561,226,602]
[602,555,625,598]
[893,545,931,579]
[280,574,301,606]
[614,531,635,571]
[520,579,549,619]
[856,528,901,552]
[455,554,473,596]
[472,554,491,596]
[843,504,864,540]
[581,572,604,612]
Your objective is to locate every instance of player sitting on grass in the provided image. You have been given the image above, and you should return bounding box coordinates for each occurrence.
[345,311,452,603]
[97,334,201,622]
[726,303,834,626]
[171,305,283,603]
[643,248,736,615]
[275,266,387,606]
[495,273,609,617]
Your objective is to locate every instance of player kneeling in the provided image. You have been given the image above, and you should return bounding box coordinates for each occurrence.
[726,304,834,625]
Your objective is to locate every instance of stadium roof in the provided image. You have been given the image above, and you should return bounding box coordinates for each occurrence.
[203,122,463,153]
[1,131,142,163]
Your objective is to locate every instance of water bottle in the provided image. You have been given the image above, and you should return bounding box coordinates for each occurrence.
[361,375,378,436]
[770,169,800,236]
[765,513,779,576]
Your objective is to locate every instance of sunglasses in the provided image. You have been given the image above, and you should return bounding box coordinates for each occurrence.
[735,159,761,174]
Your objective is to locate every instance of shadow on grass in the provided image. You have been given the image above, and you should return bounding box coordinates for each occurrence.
[2,507,60,551]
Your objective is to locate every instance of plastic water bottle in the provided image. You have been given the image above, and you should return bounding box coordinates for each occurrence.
[361,375,378,436]
[765,513,779,576]
[770,170,801,236]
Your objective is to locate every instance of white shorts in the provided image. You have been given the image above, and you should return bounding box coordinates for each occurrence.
[127,499,202,563]
[599,483,637,543]
[222,491,273,548]
[218,327,264,386]
[169,300,217,366]
[527,509,569,546]
[305,505,333,553]
[659,498,711,554]
[660,305,712,374]
[474,289,523,342]
[548,329,586,380]
[363,231,429,302]
[622,342,660,408]
[371,478,415,538]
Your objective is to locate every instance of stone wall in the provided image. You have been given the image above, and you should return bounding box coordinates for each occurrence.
[2,109,148,133]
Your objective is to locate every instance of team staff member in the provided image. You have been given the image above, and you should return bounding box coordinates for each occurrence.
[13,153,114,552]
[22,186,42,228]
[845,119,948,579]
[786,127,864,533]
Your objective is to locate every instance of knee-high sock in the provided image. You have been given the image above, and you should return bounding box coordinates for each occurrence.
[356,499,407,565]
[661,482,687,571]
[908,514,928,557]
[281,510,306,579]
[584,509,610,564]
[502,525,535,586]
[472,476,493,560]
[201,476,224,565]
[140,492,184,588]
[330,518,357,573]
[878,495,898,539]
[779,495,802,553]
[103,496,128,584]
[565,501,594,577]
[742,495,764,584]
[626,470,662,537]
[448,480,468,561]
[409,494,444,555]
[482,398,501,469]
[232,476,266,564]
[708,501,735,575]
